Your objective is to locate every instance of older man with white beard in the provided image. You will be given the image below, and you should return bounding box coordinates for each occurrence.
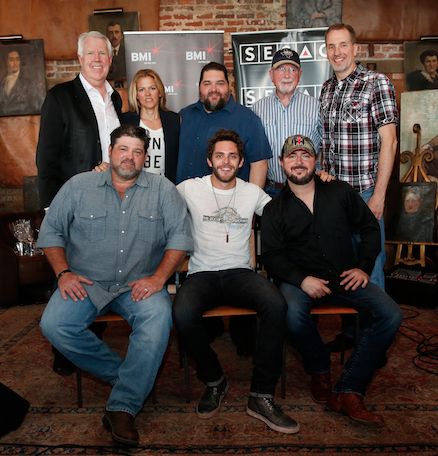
[252,48,323,197]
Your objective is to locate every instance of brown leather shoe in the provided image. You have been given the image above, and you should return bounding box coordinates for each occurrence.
[326,392,385,427]
[310,372,332,404]
[102,411,139,446]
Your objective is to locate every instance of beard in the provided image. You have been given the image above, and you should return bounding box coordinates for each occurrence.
[285,166,315,185]
[212,165,239,183]
[201,91,230,112]
[111,160,142,180]
[277,79,296,95]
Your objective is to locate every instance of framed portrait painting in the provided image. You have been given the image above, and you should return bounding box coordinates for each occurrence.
[88,12,140,85]
[0,39,46,117]
[404,40,438,92]
[386,182,437,243]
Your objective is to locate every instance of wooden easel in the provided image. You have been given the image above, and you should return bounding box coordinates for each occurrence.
[400,124,434,184]
[390,124,437,267]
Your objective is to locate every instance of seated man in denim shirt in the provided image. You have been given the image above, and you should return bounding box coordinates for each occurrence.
[38,124,193,447]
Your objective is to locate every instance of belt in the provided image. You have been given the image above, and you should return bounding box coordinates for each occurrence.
[266,179,285,190]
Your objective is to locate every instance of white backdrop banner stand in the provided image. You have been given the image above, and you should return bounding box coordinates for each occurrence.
[124,31,224,113]
[231,28,333,108]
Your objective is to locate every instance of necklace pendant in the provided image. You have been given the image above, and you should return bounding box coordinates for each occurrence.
[226,234,229,243]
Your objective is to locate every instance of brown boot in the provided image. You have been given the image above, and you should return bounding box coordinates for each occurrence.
[310,372,332,404]
[326,392,385,427]
[102,411,139,446]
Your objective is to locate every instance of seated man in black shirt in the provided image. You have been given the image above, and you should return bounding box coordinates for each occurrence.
[261,135,403,428]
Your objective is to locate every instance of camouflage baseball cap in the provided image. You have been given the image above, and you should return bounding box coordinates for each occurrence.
[281,135,316,158]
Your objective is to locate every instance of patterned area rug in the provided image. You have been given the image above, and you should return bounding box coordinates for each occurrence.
[1,303,438,455]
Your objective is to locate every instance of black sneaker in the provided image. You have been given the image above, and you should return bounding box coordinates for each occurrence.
[246,396,300,434]
[197,377,229,419]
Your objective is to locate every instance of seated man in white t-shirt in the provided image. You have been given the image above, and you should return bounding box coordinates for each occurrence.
[173,129,298,435]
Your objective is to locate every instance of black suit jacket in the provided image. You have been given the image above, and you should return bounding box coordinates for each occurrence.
[123,109,180,183]
[36,75,123,208]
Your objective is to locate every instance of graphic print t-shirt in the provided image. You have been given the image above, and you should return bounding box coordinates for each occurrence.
[177,175,271,274]
[139,120,165,176]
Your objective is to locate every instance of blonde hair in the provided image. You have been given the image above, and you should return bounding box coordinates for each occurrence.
[128,69,168,114]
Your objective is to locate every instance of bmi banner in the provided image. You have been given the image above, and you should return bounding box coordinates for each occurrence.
[231,29,333,108]
[124,31,224,112]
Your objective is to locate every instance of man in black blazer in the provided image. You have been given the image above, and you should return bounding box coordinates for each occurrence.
[36,31,123,210]
[36,31,123,376]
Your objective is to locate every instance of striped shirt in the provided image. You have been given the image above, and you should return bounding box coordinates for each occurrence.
[252,90,323,184]
[319,63,398,193]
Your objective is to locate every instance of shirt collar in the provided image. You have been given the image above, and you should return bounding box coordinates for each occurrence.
[273,89,298,105]
[343,62,364,84]
[195,94,236,114]
[79,73,114,97]
[98,166,150,188]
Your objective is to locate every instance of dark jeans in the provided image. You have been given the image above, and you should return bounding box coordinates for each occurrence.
[173,268,288,395]
[280,281,403,396]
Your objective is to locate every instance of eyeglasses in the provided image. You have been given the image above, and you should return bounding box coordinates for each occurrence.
[275,66,299,74]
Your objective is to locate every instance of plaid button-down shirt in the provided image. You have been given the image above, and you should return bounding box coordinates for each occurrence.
[320,63,398,193]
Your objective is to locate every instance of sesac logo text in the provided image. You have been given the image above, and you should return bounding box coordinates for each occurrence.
[131,52,153,62]
[186,51,208,62]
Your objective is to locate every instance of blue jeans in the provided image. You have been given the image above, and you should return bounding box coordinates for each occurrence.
[40,287,172,416]
[353,187,386,290]
[264,184,282,199]
[173,268,288,395]
[280,281,403,396]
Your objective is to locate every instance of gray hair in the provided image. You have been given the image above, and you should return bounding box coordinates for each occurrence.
[77,31,112,57]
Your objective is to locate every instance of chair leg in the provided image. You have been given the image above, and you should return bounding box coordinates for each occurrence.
[340,319,346,366]
[183,349,190,403]
[178,334,191,403]
[354,313,360,347]
[75,366,83,408]
[281,339,286,399]
[151,383,157,404]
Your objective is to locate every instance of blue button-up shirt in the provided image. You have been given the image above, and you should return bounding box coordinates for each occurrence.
[252,90,323,184]
[176,95,272,184]
[37,168,193,311]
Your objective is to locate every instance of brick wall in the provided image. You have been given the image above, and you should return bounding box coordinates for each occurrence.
[2,0,405,213]
[43,1,405,83]
[45,59,81,81]
[160,0,287,78]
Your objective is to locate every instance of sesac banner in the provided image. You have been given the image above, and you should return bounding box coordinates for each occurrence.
[124,31,224,113]
[231,28,333,108]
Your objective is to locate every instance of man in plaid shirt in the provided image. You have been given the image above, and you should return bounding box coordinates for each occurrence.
[320,23,398,357]
[320,23,398,290]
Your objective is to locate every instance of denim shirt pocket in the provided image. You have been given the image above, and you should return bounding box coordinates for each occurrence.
[78,210,107,242]
[342,99,363,123]
[138,211,164,246]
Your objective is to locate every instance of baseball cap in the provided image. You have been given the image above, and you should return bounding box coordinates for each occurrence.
[272,48,300,69]
[281,135,316,158]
